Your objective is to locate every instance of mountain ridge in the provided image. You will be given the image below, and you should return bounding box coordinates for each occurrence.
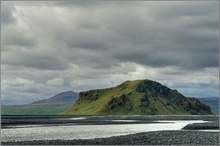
[31,91,79,104]
[2,91,79,115]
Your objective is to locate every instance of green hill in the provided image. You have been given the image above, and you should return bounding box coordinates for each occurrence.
[63,79,213,115]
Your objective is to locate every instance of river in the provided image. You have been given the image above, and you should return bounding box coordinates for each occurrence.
[2,115,216,142]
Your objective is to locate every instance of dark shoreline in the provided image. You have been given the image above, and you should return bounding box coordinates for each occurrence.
[1,115,219,128]
[2,130,219,145]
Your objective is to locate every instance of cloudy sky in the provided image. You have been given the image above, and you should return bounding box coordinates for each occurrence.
[1,1,219,105]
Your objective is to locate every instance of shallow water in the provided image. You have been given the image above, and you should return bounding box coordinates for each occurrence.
[1,119,208,142]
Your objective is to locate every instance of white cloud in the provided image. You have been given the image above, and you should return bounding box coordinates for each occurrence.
[13,77,34,85]
[2,78,34,88]
[47,78,64,86]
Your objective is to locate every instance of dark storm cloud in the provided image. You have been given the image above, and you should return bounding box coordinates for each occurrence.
[114,48,218,70]
[1,1,219,104]
[189,52,219,69]
[20,58,68,70]
[2,32,37,48]
[2,1,218,70]
[70,42,104,50]
[149,1,218,20]
[1,2,16,24]
[51,1,103,7]
[3,1,217,71]
[109,1,219,70]
[113,48,179,68]
[51,1,138,8]
[66,31,114,51]
[2,51,69,70]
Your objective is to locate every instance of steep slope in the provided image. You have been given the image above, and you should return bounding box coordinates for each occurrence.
[32,91,79,104]
[63,79,213,115]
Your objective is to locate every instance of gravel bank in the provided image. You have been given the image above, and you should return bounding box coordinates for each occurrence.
[2,130,219,145]
[182,121,219,130]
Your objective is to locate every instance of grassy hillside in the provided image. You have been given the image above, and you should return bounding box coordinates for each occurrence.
[63,79,213,115]
[2,103,73,115]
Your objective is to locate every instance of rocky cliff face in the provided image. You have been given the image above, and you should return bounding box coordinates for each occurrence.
[63,79,213,115]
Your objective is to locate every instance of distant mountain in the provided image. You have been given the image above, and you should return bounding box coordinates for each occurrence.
[63,79,213,115]
[32,91,79,104]
[2,91,79,115]
[199,97,219,115]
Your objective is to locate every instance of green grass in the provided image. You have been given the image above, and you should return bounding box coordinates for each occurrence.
[63,80,142,115]
[2,103,73,115]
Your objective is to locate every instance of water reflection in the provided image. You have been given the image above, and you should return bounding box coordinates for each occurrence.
[1,120,207,142]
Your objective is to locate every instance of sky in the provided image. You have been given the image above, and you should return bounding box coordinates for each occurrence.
[1,1,219,105]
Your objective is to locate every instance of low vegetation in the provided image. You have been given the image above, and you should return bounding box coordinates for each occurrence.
[2,103,73,115]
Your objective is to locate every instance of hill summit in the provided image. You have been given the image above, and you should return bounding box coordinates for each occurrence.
[63,79,213,115]
[32,91,79,104]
